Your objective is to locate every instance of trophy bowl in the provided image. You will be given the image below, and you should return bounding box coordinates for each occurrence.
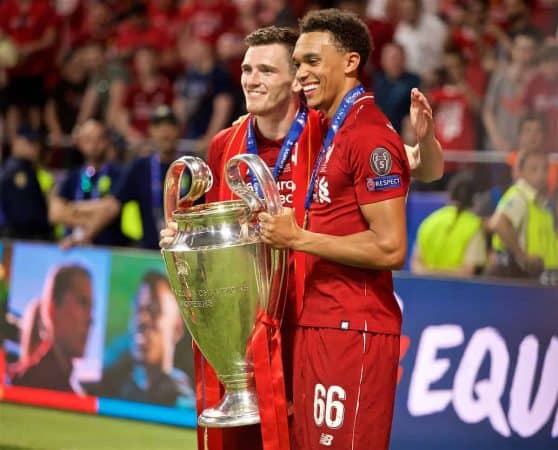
[161,155,287,427]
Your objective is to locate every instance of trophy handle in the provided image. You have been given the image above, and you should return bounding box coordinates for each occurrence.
[225,153,287,323]
[225,154,282,216]
[163,156,213,225]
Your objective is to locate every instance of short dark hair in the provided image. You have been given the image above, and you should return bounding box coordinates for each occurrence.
[299,8,371,72]
[245,26,299,55]
[244,26,299,72]
[52,265,91,307]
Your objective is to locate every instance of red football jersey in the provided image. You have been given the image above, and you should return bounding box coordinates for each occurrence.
[206,125,296,208]
[300,95,410,335]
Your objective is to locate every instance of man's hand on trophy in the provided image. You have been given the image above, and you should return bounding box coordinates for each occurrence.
[159,221,178,248]
[258,208,301,249]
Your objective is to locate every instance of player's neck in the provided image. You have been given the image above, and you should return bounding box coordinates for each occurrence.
[254,96,300,141]
[324,78,362,120]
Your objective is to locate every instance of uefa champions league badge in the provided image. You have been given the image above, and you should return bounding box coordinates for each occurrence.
[370,147,392,176]
[367,147,400,191]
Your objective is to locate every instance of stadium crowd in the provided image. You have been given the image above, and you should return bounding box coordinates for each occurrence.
[0,0,556,281]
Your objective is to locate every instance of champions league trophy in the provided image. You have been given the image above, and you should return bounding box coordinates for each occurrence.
[161,154,287,427]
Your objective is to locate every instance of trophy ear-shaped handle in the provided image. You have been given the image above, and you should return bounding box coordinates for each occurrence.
[164,156,213,224]
[225,154,282,216]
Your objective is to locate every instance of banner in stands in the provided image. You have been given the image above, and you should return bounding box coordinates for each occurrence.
[0,241,556,449]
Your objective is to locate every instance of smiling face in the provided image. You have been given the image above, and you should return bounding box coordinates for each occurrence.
[241,43,295,116]
[293,31,355,118]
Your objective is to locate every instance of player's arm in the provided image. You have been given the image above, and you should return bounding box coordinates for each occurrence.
[260,197,407,270]
[405,88,444,182]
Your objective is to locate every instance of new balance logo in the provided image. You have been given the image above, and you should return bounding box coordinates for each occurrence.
[319,433,334,446]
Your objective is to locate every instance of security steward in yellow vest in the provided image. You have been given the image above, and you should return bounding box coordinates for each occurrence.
[412,171,487,276]
[488,150,558,278]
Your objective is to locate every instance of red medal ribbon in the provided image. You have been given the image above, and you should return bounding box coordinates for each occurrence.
[251,311,290,450]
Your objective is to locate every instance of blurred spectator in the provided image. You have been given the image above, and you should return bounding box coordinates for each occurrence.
[488,150,558,278]
[91,271,194,406]
[70,0,114,47]
[44,46,89,149]
[0,126,53,241]
[0,0,58,139]
[473,112,549,219]
[500,0,542,44]
[429,48,481,182]
[373,42,420,133]
[78,40,129,126]
[444,0,491,95]
[113,1,175,62]
[54,0,86,53]
[506,113,558,197]
[394,0,448,86]
[411,171,486,276]
[178,0,238,46]
[521,43,558,153]
[49,120,128,248]
[258,0,298,28]
[337,0,396,82]
[174,33,235,155]
[75,106,183,249]
[115,46,174,147]
[482,31,538,153]
[11,264,93,393]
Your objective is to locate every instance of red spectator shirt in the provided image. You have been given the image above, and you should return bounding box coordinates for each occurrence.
[178,0,237,44]
[522,72,558,153]
[0,0,57,76]
[300,95,410,334]
[114,22,175,54]
[430,85,476,172]
[123,78,174,136]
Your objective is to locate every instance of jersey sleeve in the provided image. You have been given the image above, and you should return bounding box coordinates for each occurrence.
[347,123,410,205]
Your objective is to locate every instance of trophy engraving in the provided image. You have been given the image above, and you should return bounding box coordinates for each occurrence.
[161,154,287,428]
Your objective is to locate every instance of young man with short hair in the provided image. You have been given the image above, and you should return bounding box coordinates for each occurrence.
[259,10,410,449]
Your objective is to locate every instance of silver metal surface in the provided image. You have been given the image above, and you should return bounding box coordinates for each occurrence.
[161,154,287,428]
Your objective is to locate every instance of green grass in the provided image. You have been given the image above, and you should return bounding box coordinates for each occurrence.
[0,403,197,450]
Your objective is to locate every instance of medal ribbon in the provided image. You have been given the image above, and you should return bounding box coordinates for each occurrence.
[303,85,365,213]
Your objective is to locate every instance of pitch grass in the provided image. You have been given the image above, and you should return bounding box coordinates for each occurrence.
[0,403,197,450]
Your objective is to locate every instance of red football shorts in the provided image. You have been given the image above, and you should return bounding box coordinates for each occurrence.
[291,326,399,450]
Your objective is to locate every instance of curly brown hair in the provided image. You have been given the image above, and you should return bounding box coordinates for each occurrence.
[298,8,371,72]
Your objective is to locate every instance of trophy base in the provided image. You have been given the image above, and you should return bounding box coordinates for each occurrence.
[199,390,260,428]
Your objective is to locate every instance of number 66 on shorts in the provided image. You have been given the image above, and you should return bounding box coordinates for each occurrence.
[292,327,399,450]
